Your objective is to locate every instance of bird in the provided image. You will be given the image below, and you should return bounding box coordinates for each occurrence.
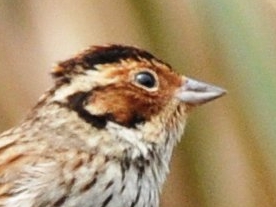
[0,44,226,207]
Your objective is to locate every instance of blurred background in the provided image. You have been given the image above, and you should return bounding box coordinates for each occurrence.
[1,0,276,206]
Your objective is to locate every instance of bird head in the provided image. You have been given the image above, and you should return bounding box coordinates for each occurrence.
[50,45,225,129]
[33,44,225,169]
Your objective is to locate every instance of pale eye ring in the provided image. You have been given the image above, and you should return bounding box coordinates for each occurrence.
[135,71,156,88]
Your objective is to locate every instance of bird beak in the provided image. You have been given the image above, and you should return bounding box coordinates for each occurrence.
[175,77,226,105]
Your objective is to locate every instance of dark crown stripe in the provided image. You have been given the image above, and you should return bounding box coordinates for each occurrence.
[54,45,168,77]
[79,45,156,67]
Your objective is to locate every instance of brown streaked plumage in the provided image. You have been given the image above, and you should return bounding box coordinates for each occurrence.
[0,44,226,207]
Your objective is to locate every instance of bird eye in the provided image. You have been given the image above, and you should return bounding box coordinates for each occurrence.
[135,71,156,88]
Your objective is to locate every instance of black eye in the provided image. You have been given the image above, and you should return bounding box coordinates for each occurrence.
[135,72,156,88]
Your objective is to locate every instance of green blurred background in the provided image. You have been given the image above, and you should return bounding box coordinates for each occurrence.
[1,0,276,206]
